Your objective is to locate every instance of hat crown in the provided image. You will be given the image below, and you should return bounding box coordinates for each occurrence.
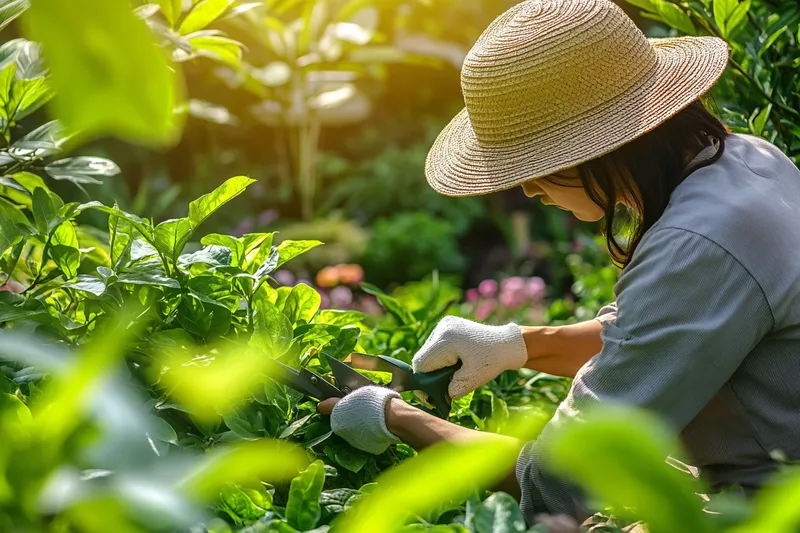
[462,0,657,147]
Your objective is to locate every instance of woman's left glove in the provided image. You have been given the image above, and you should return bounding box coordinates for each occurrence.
[330,386,402,454]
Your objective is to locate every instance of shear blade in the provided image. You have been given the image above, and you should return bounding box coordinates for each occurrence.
[347,353,413,391]
[325,354,373,393]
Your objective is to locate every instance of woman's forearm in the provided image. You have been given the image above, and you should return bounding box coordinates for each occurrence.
[385,399,523,498]
[520,320,604,378]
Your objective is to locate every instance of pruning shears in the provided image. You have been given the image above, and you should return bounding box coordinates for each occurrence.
[264,353,461,419]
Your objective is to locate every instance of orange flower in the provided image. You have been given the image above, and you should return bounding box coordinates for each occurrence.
[315,266,340,288]
[337,264,364,286]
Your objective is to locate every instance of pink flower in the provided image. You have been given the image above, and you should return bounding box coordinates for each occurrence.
[273,270,295,286]
[0,280,24,293]
[330,285,353,307]
[231,218,254,237]
[474,299,496,321]
[500,276,526,295]
[257,209,279,227]
[466,288,479,303]
[477,279,498,298]
[360,295,383,315]
[525,277,546,300]
[526,306,545,324]
[319,290,330,309]
[500,290,523,309]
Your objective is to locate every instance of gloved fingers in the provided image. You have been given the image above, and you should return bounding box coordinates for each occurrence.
[412,343,460,373]
[447,365,482,399]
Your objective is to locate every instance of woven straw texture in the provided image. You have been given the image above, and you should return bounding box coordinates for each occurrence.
[425,0,729,197]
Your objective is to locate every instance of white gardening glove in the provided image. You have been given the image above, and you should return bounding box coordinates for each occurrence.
[330,386,401,455]
[412,316,528,399]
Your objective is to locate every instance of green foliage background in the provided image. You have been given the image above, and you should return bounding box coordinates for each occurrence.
[0,0,799,532]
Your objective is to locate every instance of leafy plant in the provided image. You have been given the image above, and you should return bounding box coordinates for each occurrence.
[626,0,800,164]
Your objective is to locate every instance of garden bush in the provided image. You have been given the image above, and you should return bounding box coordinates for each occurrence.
[2,0,800,532]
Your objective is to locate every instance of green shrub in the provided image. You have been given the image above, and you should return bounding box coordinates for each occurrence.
[361,212,467,287]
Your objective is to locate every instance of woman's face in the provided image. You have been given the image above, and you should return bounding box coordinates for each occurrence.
[521,168,606,222]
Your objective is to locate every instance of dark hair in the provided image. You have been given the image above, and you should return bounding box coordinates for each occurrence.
[545,98,729,268]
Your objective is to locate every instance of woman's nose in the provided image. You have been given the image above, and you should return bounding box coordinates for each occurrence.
[521,182,541,198]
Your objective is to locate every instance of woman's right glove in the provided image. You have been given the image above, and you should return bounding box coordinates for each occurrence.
[411,316,529,399]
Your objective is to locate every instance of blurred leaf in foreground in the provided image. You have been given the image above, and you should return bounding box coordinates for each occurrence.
[22,0,182,145]
[546,406,715,533]
[336,408,548,533]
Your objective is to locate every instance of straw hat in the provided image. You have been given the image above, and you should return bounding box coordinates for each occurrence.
[425,0,729,197]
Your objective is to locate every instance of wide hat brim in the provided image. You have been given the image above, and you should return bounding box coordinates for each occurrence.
[425,36,730,197]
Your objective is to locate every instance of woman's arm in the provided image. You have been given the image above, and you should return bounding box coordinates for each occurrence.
[386,399,524,497]
[319,397,524,498]
[520,320,604,378]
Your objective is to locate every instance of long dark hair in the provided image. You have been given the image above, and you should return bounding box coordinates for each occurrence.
[544,98,730,268]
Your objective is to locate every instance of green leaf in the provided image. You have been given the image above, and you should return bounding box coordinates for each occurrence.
[1,392,31,423]
[624,0,656,11]
[188,176,255,230]
[45,157,121,185]
[361,282,416,325]
[12,120,69,156]
[179,0,235,35]
[219,484,271,524]
[254,246,280,280]
[201,233,244,265]
[655,1,694,35]
[320,326,359,361]
[188,35,243,67]
[0,196,33,257]
[117,268,181,289]
[64,274,107,296]
[316,310,366,327]
[90,205,154,246]
[250,299,293,358]
[324,439,370,473]
[21,0,181,145]
[178,290,232,338]
[32,186,59,235]
[285,459,325,531]
[178,244,232,270]
[713,0,749,38]
[0,61,16,120]
[750,104,772,136]
[7,171,45,194]
[274,240,324,270]
[320,487,361,516]
[223,405,264,439]
[547,406,714,533]
[278,413,313,439]
[758,25,787,58]
[0,0,29,32]
[49,220,80,278]
[241,232,275,271]
[154,217,192,265]
[11,76,54,120]
[157,0,183,28]
[470,493,526,533]
[11,38,45,79]
[281,283,321,325]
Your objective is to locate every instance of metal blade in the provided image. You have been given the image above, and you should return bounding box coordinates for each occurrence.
[347,353,414,391]
[263,358,342,400]
[326,354,374,394]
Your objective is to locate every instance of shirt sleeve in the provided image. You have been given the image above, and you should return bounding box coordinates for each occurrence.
[515,227,774,523]
[594,301,618,324]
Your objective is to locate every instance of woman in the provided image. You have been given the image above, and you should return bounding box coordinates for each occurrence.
[318,0,800,524]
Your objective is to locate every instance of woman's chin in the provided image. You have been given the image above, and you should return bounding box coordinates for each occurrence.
[573,210,604,223]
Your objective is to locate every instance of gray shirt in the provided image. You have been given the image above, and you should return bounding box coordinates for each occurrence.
[516,133,800,523]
